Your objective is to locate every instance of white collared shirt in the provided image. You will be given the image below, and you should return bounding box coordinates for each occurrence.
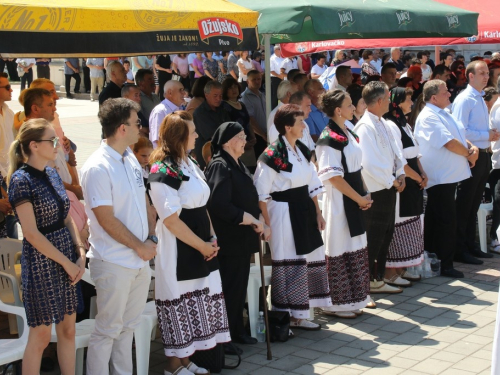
[0,103,14,177]
[81,143,148,269]
[414,103,471,188]
[353,111,406,193]
[268,121,315,151]
[270,54,284,75]
[149,98,180,148]
[491,98,500,169]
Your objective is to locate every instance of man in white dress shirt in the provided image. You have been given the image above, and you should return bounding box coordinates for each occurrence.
[354,81,406,294]
[270,45,286,109]
[82,98,157,374]
[414,80,477,278]
[267,80,296,142]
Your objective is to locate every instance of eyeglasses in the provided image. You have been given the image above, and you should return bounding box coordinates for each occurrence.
[236,133,247,141]
[35,137,59,148]
[126,119,142,129]
[0,85,11,91]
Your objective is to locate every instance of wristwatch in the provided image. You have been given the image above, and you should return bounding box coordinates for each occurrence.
[147,235,158,244]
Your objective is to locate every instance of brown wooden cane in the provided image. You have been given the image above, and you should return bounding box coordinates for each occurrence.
[258,239,272,360]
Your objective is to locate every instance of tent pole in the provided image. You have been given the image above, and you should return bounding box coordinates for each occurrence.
[264,33,271,139]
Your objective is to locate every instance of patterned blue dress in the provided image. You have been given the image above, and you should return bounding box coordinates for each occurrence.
[8,164,83,327]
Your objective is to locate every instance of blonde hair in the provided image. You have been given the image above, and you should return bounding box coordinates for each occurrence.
[7,118,51,185]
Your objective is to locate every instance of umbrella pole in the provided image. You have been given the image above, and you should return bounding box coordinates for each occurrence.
[258,239,272,360]
[264,33,272,134]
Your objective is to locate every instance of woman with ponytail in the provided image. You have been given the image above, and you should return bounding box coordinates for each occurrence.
[147,111,229,375]
[7,118,85,375]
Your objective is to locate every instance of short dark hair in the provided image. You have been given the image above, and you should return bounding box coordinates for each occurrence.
[274,104,304,135]
[402,55,412,64]
[191,76,212,98]
[222,77,242,100]
[293,73,308,84]
[362,50,373,60]
[204,80,222,94]
[320,89,349,117]
[440,52,452,62]
[317,54,326,61]
[416,51,425,59]
[381,63,397,74]
[336,66,352,78]
[346,84,363,107]
[431,64,451,79]
[247,69,261,78]
[287,69,300,82]
[289,91,309,105]
[362,81,388,106]
[98,98,141,138]
[24,88,51,117]
[121,84,139,97]
[134,68,153,85]
[466,60,487,81]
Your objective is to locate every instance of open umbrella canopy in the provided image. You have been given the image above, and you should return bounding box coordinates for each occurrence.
[280,0,496,57]
[232,0,478,43]
[0,0,259,57]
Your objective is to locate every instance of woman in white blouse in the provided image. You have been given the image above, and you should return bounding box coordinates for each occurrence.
[237,51,253,90]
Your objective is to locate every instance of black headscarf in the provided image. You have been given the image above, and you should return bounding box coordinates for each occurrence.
[210,121,244,157]
[384,87,408,128]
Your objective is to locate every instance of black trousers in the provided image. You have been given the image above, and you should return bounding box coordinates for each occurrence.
[20,68,33,90]
[363,188,396,280]
[425,183,458,270]
[36,65,50,79]
[83,66,91,92]
[455,152,490,258]
[490,168,500,240]
[5,60,20,81]
[270,77,282,110]
[65,73,81,94]
[218,254,251,339]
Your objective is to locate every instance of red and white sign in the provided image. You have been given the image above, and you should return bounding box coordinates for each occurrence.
[198,18,243,44]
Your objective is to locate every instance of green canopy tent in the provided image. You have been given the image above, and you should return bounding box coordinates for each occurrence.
[232,0,479,119]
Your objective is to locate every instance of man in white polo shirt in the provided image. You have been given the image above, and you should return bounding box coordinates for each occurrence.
[81,98,157,375]
[270,44,285,109]
[414,80,477,278]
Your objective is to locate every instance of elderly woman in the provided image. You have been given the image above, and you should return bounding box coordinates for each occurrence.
[254,104,331,331]
[383,87,427,286]
[148,111,230,375]
[316,90,373,318]
[205,122,269,349]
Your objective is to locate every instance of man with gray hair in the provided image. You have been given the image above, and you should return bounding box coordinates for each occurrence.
[193,80,230,168]
[414,80,477,278]
[353,81,406,294]
[149,79,186,148]
[98,60,127,105]
[122,84,149,137]
[266,80,297,141]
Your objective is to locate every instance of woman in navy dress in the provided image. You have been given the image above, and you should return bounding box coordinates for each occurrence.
[8,118,85,375]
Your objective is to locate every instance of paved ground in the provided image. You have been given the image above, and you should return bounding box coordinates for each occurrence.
[1,83,500,374]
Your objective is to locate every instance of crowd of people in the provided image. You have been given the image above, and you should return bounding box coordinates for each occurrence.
[1,45,500,374]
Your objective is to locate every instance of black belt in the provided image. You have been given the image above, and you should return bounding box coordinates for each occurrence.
[478,148,490,153]
[38,220,65,235]
[271,186,323,256]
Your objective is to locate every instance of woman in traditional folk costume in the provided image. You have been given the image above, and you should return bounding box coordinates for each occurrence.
[148,111,230,375]
[316,90,373,318]
[383,87,427,286]
[254,104,331,331]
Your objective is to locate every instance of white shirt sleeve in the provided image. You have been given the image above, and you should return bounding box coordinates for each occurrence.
[418,113,455,149]
[81,166,113,208]
[149,182,182,221]
[307,161,325,198]
[316,145,344,181]
[253,161,277,202]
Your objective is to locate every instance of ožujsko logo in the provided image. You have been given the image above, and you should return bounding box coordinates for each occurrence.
[396,10,412,26]
[446,14,460,29]
[198,18,243,44]
[338,10,355,30]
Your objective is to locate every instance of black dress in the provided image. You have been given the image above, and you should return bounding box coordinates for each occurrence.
[156,55,172,101]
[205,150,260,339]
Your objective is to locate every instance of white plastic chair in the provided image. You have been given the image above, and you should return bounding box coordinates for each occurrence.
[82,267,157,375]
[0,238,23,335]
[0,297,28,370]
[478,202,493,253]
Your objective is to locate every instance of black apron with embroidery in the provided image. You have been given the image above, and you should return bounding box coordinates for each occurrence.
[399,157,424,217]
[339,151,366,238]
[176,205,219,282]
[271,185,323,256]
[397,125,424,217]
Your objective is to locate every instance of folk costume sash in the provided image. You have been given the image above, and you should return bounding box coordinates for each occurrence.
[316,120,366,237]
[260,135,322,256]
[148,156,219,281]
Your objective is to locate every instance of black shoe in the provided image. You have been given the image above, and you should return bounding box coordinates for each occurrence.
[456,252,483,265]
[66,93,74,99]
[233,334,258,345]
[223,343,243,355]
[469,249,494,259]
[441,268,464,278]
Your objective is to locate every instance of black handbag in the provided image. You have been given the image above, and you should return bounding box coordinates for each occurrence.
[267,310,290,342]
[190,343,241,374]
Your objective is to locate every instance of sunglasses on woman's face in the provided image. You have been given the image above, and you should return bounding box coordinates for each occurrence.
[36,137,59,148]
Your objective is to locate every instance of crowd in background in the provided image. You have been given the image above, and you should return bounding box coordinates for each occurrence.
[2,45,500,374]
